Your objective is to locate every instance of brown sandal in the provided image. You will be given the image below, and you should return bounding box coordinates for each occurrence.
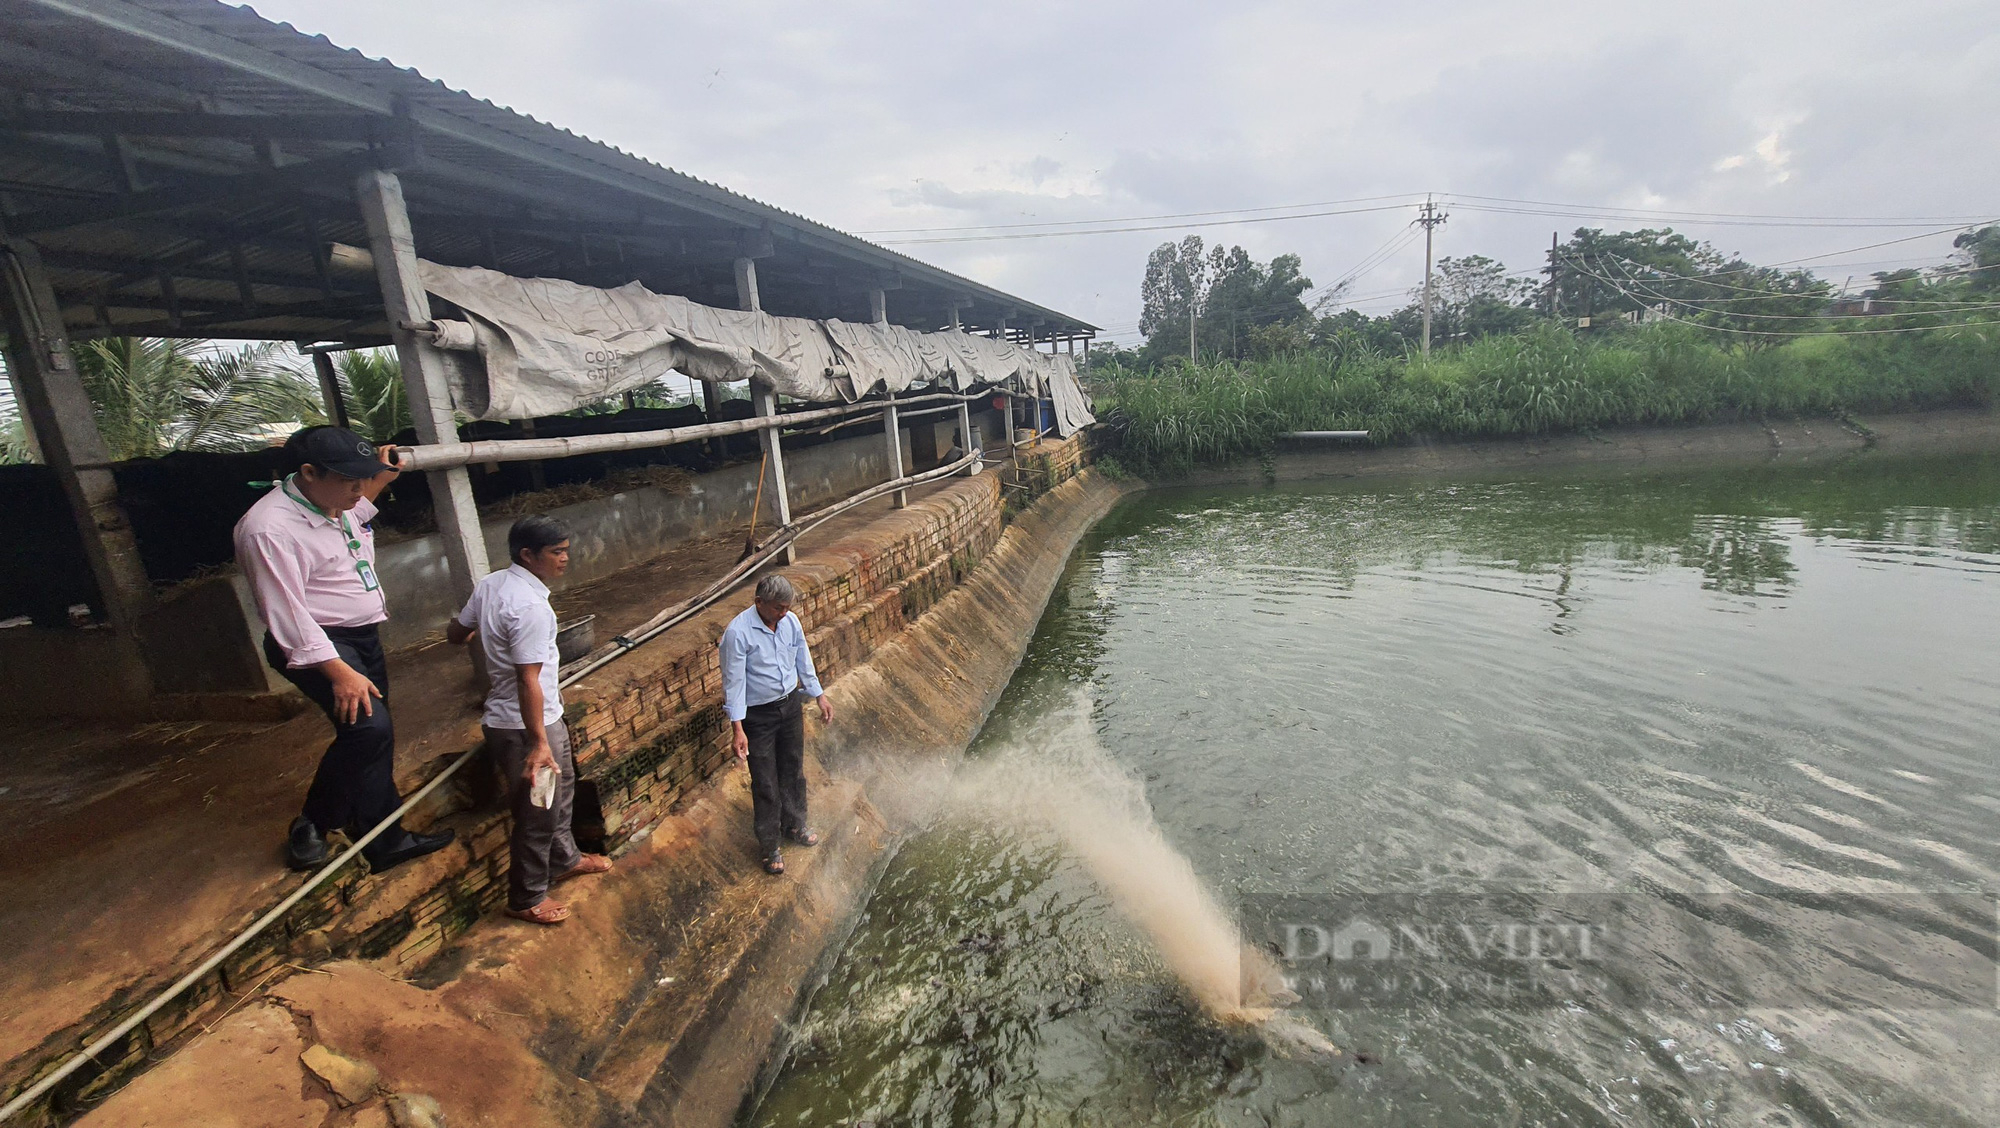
[505,900,570,925]
[555,854,613,883]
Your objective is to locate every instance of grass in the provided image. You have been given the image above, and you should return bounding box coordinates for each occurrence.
[1094,320,2000,478]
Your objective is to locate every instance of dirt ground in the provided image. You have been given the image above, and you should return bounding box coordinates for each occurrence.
[0,481,956,1078]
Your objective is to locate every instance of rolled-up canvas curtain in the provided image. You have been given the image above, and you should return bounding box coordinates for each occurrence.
[415,262,1094,435]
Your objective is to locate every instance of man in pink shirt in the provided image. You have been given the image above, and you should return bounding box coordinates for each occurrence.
[234,426,454,873]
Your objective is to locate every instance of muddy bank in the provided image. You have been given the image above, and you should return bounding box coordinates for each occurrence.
[1178,407,2000,487]
[70,469,1131,1128]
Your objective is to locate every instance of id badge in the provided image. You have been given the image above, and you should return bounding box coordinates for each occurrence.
[355,558,381,592]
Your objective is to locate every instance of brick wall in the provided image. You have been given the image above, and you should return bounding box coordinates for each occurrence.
[6,475,1007,1127]
[568,476,1004,849]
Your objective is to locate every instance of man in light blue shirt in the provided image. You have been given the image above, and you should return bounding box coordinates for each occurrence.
[720,573,833,875]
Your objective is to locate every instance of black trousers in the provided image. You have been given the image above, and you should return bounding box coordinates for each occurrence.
[742,691,807,855]
[265,625,403,842]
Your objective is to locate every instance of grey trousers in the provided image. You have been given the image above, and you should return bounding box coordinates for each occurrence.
[484,720,581,911]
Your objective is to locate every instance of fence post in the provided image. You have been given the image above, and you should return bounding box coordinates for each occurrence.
[752,381,795,564]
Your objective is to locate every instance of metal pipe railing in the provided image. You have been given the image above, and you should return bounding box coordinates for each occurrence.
[557,447,982,687]
[0,437,989,1125]
[0,748,481,1124]
[393,390,988,471]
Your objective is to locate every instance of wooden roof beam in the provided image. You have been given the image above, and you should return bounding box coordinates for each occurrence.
[4,148,390,235]
[2,110,404,143]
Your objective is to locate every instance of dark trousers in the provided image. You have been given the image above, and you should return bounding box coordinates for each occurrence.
[742,691,807,855]
[483,721,581,911]
[265,625,403,842]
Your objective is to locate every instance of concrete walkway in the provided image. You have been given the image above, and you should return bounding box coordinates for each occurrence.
[0,480,958,1083]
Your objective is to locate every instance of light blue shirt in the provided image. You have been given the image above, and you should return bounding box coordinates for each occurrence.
[720,604,824,721]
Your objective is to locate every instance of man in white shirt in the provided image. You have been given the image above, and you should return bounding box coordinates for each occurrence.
[720,573,834,875]
[235,426,454,873]
[449,515,611,924]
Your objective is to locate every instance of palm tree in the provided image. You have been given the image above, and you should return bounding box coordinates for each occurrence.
[335,348,413,442]
[0,382,32,463]
[75,338,326,460]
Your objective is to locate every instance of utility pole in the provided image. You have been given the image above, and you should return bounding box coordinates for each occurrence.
[1544,232,1561,320]
[1416,196,1448,359]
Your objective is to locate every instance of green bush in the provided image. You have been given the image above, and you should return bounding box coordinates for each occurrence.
[1096,320,2000,478]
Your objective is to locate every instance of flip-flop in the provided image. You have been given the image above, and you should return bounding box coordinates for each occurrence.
[555,854,613,883]
[506,900,570,925]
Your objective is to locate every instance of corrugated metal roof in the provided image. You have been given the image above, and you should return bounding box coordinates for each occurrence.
[0,0,1095,340]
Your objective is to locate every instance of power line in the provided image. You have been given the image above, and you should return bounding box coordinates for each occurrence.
[1570,257,2000,333]
[863,191,1993,239]
[1444,194,1995,229]
[875,201,1420,245]
[1443,193,1995,224]
[855,193,1425,235]
[1601,252,2000,307]
[1322,225,1423,296]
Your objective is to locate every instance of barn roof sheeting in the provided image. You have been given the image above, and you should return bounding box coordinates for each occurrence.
[0,0,1096,345]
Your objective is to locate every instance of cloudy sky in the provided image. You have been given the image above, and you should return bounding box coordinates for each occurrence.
[248,0,1999,344]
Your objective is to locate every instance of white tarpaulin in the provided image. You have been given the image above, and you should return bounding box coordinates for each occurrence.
[416,262,1094,435]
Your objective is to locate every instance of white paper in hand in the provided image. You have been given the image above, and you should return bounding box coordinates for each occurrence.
[529,764,557,809]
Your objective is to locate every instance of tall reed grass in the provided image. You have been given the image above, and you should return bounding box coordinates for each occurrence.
[1096,321,2000,478]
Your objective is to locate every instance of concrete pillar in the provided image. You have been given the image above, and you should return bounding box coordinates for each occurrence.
[733,256,761,313]
[354,168,490,598]
[958,400,979,476]
[310,350,350,429]
[0,238,155,640]
[948,306,960,331]
[751,382,795,564]
[883,396,906,508]
[868,288,887,325]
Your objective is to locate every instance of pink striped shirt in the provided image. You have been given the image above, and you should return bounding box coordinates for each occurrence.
[233,484,388,668]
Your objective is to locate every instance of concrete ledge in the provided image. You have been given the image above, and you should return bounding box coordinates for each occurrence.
[1178,407,2000,488]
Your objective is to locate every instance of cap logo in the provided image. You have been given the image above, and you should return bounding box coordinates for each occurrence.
[355,440,373,456]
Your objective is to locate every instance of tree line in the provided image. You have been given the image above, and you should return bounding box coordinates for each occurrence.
[1107,224,2000,370]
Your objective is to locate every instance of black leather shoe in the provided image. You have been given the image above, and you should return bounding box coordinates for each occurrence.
[364,828,455,874]
[287,816,329,871]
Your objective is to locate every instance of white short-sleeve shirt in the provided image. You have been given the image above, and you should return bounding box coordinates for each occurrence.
[456,564,563,729]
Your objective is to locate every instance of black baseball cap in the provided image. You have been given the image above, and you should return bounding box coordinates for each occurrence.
[286,426,395,478]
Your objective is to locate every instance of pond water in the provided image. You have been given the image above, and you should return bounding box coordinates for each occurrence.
[751,453,2000,1128]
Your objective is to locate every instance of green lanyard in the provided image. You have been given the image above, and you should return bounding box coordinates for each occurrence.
[282,474,382,594]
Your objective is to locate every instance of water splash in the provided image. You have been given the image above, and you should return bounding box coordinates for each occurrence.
[933,691,1340,1059]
